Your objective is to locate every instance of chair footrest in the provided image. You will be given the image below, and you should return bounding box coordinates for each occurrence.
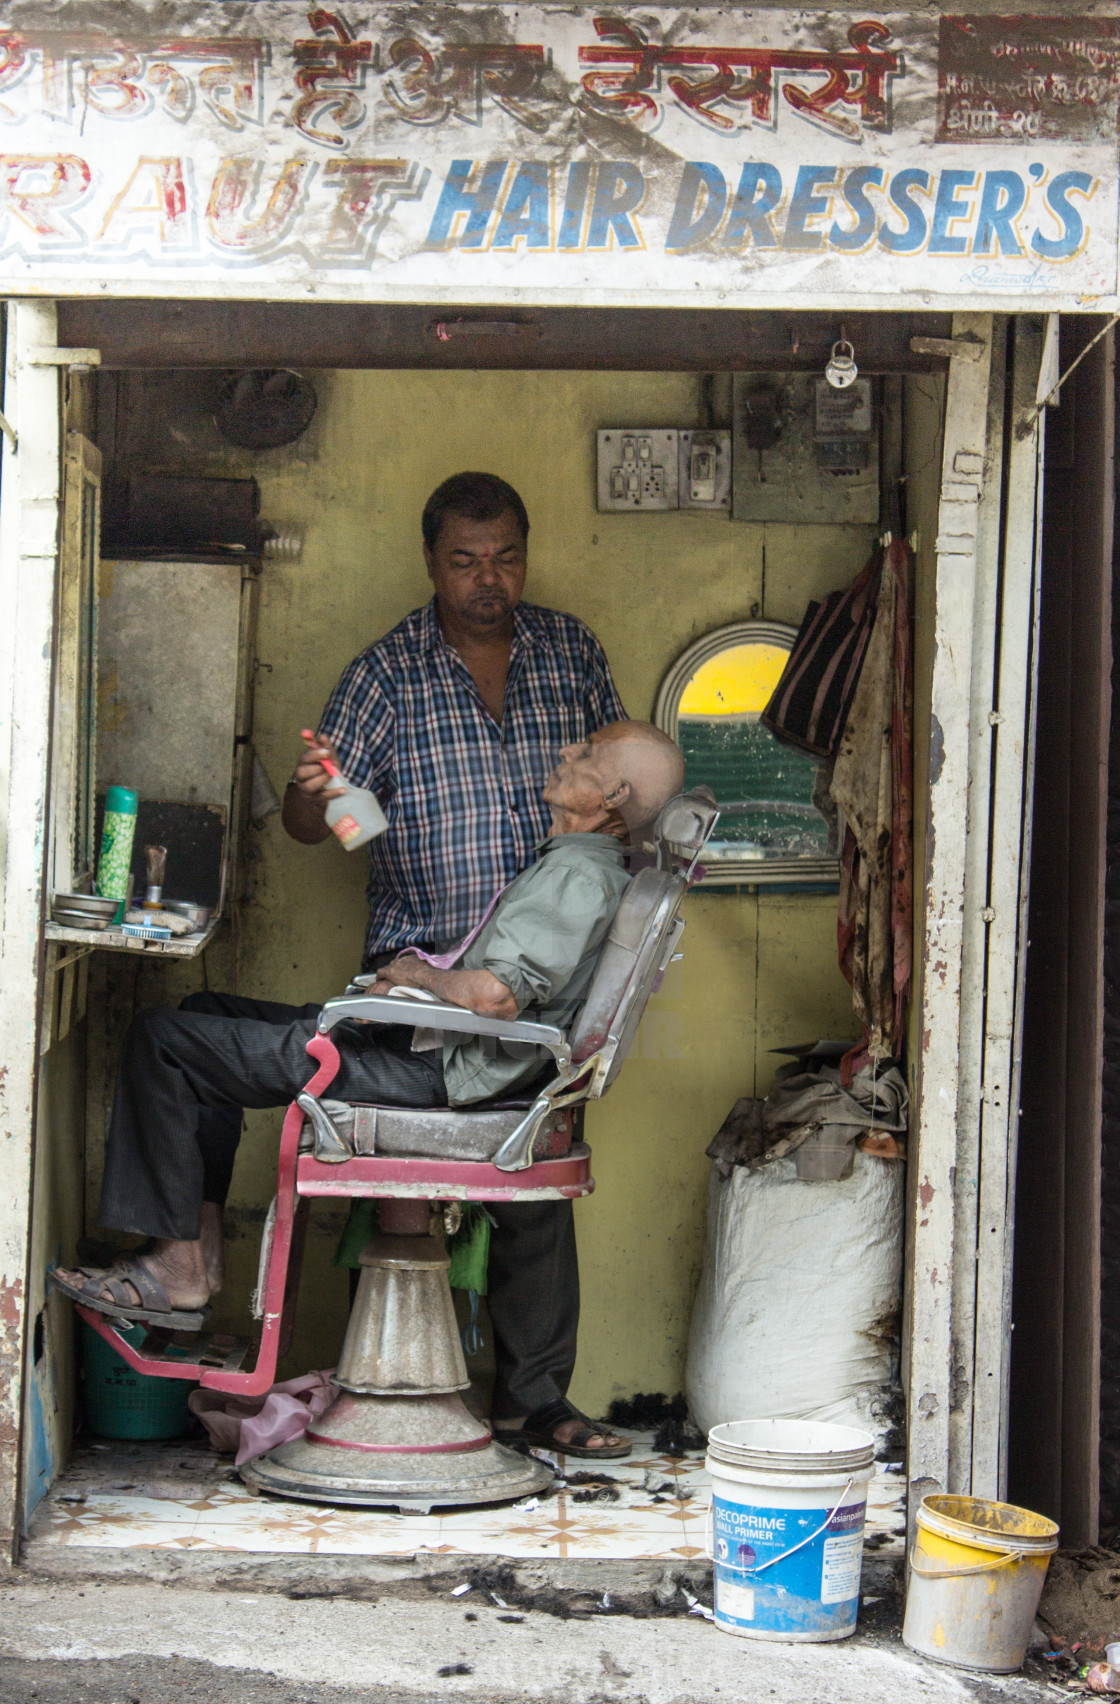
[131,1329,253,1374]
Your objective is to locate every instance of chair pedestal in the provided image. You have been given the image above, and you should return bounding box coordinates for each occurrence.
[242,1200,552,1512]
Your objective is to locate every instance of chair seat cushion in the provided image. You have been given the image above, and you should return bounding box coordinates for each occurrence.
[299,1099,572,1163]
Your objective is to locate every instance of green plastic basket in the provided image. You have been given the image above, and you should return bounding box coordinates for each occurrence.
[80,1320,196,1441]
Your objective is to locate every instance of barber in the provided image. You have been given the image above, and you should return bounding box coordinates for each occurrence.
[282,471,630,1457]
[283,471,626,965]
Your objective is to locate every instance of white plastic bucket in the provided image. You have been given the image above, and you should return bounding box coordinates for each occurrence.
[706,1418,876,1642]
[903,1494,1059,1673]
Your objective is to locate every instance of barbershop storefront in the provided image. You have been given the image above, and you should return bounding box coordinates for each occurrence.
[0,4,1115,1580]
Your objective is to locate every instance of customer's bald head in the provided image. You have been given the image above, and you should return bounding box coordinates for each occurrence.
[590,721,685,832]
[543,720,684,841]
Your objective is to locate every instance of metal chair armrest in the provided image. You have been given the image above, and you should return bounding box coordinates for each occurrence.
[296,1092,351,1163]
[491,1048,612,1172]
[317,992,571,1072]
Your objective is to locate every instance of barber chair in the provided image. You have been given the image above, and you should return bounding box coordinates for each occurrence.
[79,790,718,1511]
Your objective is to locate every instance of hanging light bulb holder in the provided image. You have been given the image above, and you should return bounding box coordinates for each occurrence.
[825,338,859,390]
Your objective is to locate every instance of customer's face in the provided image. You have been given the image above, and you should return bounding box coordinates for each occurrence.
[425,510,527,633]
[543,728,625,819]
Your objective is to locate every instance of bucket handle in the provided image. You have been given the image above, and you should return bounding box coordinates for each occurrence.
[910,1545,1024,1580]
[706,1480,859,1579]
[744,1479,855,1578]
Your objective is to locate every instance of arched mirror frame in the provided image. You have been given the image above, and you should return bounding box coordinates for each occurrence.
[653,619,841,887]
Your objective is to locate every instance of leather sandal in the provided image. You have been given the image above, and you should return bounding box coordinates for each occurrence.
[49,1257,210,1333]
[495,1398,632,1460]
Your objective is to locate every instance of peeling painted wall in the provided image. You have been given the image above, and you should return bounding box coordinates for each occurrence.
[79,365,874,1414]
[21,374,98,1521]
[25,1022,85,1522]
[901,367,948,1399]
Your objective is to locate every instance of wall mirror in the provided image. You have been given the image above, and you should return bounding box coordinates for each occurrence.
[653,621,839,886]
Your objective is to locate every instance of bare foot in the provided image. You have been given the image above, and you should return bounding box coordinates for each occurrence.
[55,1238,210,1313]
[200,1203,225,1296]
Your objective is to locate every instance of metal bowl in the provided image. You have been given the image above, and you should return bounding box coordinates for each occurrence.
[53,891,119,918]
[51,907,111,931]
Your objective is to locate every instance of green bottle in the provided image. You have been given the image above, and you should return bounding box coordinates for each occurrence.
[96,786,138,924]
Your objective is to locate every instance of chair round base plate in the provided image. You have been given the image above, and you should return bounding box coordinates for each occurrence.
[241,1434,552,1511]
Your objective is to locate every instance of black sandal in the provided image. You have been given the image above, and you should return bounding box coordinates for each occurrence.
[49,1258,210,1333]
[495,1398,632,1460]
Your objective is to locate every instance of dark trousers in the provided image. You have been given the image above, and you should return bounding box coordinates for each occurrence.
[97,991,579,1419]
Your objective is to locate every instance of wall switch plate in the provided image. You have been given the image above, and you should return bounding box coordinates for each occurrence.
[597,429,679,511]
[679,430,732,510]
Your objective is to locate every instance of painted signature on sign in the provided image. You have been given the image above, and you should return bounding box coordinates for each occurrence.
[958,260,1053,291]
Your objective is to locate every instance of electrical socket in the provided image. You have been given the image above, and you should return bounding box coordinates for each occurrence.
[678,430,732,510]
[596,430,679,512]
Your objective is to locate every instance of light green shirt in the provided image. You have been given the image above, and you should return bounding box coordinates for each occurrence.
[443,832,630,1106]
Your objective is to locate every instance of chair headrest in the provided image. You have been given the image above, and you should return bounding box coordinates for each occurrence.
[652,787,719,872]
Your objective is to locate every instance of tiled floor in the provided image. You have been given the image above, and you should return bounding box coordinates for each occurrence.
[27,1433,907,1563]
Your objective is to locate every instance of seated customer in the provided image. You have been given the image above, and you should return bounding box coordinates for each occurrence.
[52,720,684,1458]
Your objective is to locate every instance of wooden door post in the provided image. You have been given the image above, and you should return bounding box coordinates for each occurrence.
[0,300,62,1558]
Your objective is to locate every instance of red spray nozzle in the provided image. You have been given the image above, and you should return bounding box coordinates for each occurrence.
[301,728,340,779]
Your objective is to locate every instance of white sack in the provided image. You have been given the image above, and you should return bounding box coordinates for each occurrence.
[686,1150,903,1445]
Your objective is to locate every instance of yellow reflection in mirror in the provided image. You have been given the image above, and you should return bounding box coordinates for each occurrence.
[677,642,789,720]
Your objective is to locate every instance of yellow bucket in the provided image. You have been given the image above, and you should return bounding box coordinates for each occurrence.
[903,1494,1058,1673]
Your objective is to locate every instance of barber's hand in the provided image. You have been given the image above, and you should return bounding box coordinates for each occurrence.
[291,732,345,802]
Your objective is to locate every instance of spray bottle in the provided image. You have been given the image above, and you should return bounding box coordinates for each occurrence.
[301,729,388,851]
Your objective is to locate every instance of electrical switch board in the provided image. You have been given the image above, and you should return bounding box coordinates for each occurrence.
[678,430,732,510]
[731,373,879,525]
[597,430,679,512]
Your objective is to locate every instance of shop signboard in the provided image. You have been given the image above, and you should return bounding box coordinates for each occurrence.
[0,6,1117,306]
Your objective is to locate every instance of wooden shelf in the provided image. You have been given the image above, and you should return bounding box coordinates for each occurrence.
[44,918,221,959]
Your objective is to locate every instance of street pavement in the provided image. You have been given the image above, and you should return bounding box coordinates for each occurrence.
[0,1578,1056,1704]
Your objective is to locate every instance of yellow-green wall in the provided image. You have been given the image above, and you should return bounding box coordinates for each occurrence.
[84,369,873,1415]
[215,370,868,1409]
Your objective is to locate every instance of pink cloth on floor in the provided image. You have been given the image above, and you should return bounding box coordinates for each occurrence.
[188,1369,337,1466]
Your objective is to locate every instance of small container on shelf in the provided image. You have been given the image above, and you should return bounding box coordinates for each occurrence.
[95,786,139,924]
[141,843,167,909]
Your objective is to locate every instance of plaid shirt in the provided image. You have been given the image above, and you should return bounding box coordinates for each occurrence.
[319,598,627,965]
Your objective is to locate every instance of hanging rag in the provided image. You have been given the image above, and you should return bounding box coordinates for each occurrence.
[830,537,913,1065]
[760,550,881,759]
